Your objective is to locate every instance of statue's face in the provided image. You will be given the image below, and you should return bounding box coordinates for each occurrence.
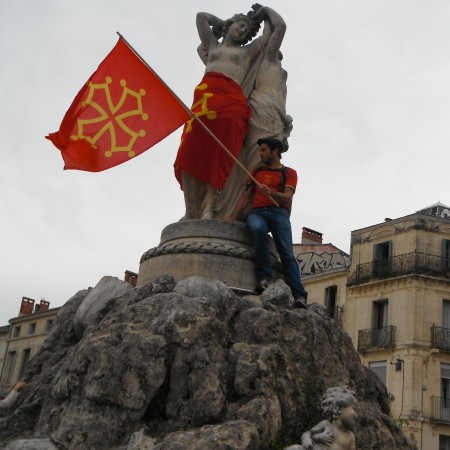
[340,406,357,430]
[228,20,250,43]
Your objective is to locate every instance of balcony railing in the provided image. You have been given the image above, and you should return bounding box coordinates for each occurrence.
[431,396,450,423]
[357,326,396,351]
[348,252,450,286]
[431,325,450,352]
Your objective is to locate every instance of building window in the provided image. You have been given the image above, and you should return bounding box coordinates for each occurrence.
[325,285,337,319]
[373,241,392,277]
[18,348,31,379]
[374,241,392,260]
[369,360,387,385]
[13,326,21,338]
[1,351,17,385]
[440,434,450,450]
[443,301,450,329]
[441,364,450,410]
[442,239,450,271]
[373,300,388,329]
[28,323,36,335]
[46,319,54,332]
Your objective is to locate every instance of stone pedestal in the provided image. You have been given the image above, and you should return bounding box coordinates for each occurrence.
[137,219,282,291]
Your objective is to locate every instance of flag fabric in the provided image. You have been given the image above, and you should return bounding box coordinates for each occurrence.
[174,72,251,191]
[47,38,190,172]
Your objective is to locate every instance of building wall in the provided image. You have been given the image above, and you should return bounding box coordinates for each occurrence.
[0,308,59,389]
[345,212,450,449]
[0,326,10,379]
[294,243,350,277]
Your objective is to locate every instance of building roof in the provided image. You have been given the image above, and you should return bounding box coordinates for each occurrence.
[416,202,450,220]
[9,307,60,324]
[418,201,450,210]
[0,325,10,334]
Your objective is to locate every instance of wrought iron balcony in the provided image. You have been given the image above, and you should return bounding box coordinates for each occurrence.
[431,396,450,423]
[348,252,450,286]
[357,326,396,351]
[431,325,450,352]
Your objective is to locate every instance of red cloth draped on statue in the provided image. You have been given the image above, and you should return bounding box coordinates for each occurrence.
[174,72,251,191]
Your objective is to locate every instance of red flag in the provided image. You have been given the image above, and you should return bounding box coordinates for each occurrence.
[174,72,250,190]
[47,38,190,172]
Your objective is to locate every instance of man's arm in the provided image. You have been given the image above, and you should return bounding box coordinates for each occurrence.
[257,184,294,209]
[0,381,25,409]
[0,390,19,409]
[223,184,254,221]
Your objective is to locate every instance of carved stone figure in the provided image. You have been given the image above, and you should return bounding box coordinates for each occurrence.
[284,386,358,450]
[174,5,290,219]
[215,6,292,218]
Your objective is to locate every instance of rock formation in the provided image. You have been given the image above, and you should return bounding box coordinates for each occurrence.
[0,275,416,449]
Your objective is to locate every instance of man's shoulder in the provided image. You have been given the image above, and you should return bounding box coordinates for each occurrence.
[284,166,296,175]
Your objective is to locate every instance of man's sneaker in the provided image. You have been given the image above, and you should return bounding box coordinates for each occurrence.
[293,296,308,309]
[255,279,272,294]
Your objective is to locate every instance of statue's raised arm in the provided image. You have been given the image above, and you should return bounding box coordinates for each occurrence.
[251,4,286,60]
[196,13,223,53]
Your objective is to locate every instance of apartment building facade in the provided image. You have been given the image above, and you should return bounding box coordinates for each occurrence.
[296,203,450,450]
[0,298,59,390]
[294,227,350,325]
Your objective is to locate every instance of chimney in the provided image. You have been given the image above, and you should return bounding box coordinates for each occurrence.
[124,270,138,287]
[19,297,35,315]
[301,227,323,245]
[39,299,50,312]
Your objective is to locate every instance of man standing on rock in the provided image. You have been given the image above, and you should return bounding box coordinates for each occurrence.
[224,137,308,307]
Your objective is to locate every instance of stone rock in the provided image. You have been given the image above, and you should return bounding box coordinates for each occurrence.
[73,275,133,339]
[0,275,416,450]
[127,429,156,450]
[260,279,293,309]
[4,438,57,450]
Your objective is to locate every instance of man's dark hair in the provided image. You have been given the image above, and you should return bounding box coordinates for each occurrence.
[257,138,285,158]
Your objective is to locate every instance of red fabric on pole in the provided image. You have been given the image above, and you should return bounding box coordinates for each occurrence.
[46,38,189,172]
[174,72,251,191]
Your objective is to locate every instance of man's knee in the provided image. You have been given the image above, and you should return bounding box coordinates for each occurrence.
[247,216,268,235]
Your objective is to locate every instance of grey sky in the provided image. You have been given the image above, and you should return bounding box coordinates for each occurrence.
[1,0,449,323]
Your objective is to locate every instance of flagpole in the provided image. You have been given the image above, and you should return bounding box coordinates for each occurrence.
[117,32,279,207]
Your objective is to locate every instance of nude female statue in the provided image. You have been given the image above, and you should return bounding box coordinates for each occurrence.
[214,5,292,219]
[174,5,286,219]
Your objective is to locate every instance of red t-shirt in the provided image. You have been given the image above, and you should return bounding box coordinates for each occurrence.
[248,166,298,210]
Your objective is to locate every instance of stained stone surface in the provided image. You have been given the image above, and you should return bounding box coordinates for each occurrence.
[0,275,416,450]
[138,220,283,291]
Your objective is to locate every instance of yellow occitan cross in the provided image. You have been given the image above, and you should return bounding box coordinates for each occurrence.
[184,82,217,134]
[71,77,148,158]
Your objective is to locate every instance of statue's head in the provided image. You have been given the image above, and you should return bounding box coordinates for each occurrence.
[321,386,357,429]
[213,12,261,45]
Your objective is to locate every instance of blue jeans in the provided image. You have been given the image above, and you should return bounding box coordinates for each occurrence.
[247,207,307,299]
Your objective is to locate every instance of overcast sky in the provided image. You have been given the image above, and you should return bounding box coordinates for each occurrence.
[1,0,449,324]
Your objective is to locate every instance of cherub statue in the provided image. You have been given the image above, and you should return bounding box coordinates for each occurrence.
[284,386,358,450]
